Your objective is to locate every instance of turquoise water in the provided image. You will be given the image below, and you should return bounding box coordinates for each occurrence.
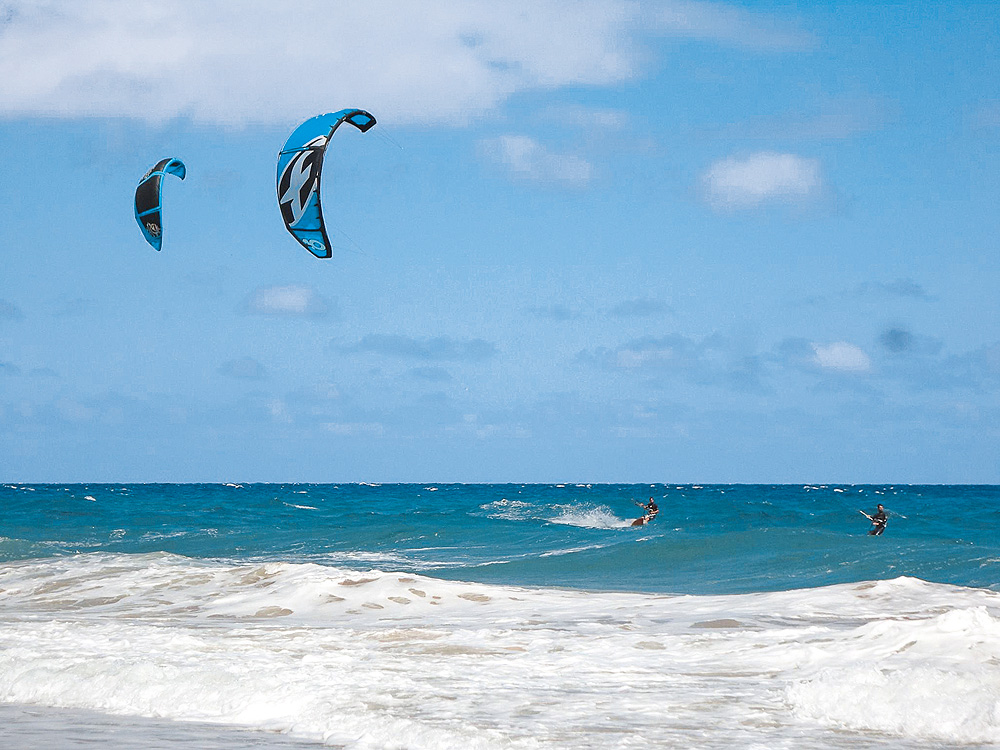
[3,483,997,594]
[2,483,999,748]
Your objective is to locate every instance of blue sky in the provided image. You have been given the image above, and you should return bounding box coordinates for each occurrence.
[2,1,999,483]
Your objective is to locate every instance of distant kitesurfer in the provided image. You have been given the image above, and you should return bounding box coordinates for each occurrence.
[860,504,887,535]
[632,497,659,526]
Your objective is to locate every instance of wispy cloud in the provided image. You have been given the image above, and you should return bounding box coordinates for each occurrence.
[579,333,763,389]
[970,99,1000,134]
[408,366,454,383]
[777,338,871,374]
[0,299,24,320]
[810,342,871,372]
[322,422,384,437]
[341,334,497,362]
[218,357,267,380]
[708,97,893,141]
[53,296,95,318]
[537,104,630,130]
[849,279,932,300]
[700,151,824,209]
[648,0,813,51]
[939,342,1000,388]
[878,328,913,354]
[877,328,942,357]
[527,304,582,321]
[243,285,333,318]
[608,298,672,318]
[0,1,637,124]
[0,1,808,125]
[481,135,594,185]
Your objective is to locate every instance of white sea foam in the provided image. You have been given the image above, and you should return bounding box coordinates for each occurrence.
[481,498,534,521]
[547,504,633,529]
[0,557,997,749]
[538,543,609,558]
[313,549,468,570]
[139,530,189,541]
[483,499,635,529]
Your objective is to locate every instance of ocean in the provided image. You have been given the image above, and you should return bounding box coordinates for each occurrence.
[0,483,997,749]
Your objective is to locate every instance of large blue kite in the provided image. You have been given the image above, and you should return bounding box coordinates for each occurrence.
[276,109,376,258]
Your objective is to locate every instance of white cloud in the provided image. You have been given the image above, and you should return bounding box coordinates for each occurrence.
[0,0,637,125]
[267,398,292,423]
[538,104,631,130]
[700,151,823,209]
[580,333,764,390]
[811,342,871,372]
[710,97,892,141]
[0,0,808,125]
[56,398,96,422]
[244,285,332,318]
[341,334,496,362]
[322,422,384,437]
[482,135,594,185]
[648,0,812,50]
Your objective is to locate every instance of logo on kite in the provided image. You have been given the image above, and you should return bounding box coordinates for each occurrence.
[275,109,376,258]
[278,136,326,228]
[134,158,186,251]
[302,237,327,254]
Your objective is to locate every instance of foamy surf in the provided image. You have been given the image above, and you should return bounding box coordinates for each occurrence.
[482,499,636,529]
[1,554,997,749]
[282,501,319,510]
[547,504,634,529]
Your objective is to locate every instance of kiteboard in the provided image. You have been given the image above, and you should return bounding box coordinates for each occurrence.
[632,499,659,527]
[631,511,658,527]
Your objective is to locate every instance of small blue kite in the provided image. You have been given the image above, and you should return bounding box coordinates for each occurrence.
[134,158,186,251]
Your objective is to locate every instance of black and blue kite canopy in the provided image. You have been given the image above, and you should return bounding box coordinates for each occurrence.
[276,109,376,258]
[134,158,186,251]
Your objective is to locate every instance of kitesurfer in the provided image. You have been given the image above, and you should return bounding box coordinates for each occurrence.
[860,504,887,535]
[634,497,658,524]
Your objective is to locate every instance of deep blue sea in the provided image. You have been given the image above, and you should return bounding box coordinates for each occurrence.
[1,483,998,749]
[2,483,997,593]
